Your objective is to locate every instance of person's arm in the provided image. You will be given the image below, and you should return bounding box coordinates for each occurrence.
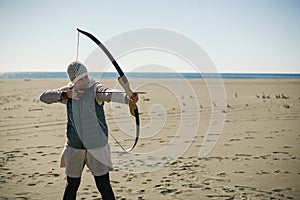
[40,85,71,104]
[95,83,139,116]
[95,84,129,104]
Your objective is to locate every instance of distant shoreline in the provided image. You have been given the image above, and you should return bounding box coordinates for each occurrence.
[0,72,300,79]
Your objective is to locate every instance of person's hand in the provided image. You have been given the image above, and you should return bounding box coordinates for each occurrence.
[128,92,138,116]
[66,87,84,100]
[129,92,139,105]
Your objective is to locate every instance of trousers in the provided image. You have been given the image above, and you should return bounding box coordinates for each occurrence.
[62,172,115,200]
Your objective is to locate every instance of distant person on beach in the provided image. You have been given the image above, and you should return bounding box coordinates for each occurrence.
[40,61,138,200]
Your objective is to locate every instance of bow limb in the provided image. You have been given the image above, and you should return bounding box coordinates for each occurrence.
[77,28,140,152]
[126,107,140,152]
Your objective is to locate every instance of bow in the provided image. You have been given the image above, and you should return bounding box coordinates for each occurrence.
[77,28,140,152]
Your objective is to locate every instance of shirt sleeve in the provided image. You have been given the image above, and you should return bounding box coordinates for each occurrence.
[39,85,70,104]
[96,83,129,104]
[39,89,64,104]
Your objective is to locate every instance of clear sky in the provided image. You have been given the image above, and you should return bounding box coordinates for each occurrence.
[0,0,299,73]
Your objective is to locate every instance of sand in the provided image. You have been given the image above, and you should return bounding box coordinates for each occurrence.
[0,78,299,199]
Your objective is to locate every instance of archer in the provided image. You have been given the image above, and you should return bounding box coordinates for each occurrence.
[39,61,138,200]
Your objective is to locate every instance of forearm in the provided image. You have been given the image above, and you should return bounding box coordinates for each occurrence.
[39,89,62,104]
[40,89,68,104]
[96,87,128,104]
[110,89,129,104]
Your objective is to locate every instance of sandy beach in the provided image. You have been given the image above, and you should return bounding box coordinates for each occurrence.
[0,78,299,199]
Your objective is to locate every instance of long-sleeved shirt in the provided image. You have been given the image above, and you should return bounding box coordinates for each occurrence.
[39,78,129,149]
[40,79,129,105]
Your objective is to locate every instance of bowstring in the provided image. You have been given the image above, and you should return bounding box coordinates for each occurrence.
[76,31,80,61]
[75,30,134,152]
[80,99,128,152]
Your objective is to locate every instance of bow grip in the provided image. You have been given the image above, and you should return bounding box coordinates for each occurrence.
[118,76,137,116]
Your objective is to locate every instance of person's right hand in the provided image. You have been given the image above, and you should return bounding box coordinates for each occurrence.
[66,87,84,100]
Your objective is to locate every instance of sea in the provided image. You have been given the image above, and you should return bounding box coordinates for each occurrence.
[0,72,300,79]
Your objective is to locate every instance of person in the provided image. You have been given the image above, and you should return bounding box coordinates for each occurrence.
[39,61,138,200]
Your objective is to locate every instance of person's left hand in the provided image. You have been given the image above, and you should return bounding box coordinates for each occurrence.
[128,92,139,117]
[129,92,139,105]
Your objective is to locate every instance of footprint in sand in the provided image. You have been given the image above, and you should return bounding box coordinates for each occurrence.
[206,194,233,199]
[222,187,235,193]
[160,188,178,195]
[282,145,292,149]
[202,177,229,185]
[47,182,53,186]
[27,183,36,186]
[234,171,245,174]
[182,183,203,188]
[39,173,60,177]
[256,170,270,175]
[217,172,226,177]
[273,151,289,154]
[229,138,241,141]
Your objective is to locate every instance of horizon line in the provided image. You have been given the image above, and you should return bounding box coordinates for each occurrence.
[1,71,300,74]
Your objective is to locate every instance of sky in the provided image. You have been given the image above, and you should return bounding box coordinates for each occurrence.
[0,0,299,73]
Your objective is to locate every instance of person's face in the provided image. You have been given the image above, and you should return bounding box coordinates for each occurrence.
[74,75,90,89]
